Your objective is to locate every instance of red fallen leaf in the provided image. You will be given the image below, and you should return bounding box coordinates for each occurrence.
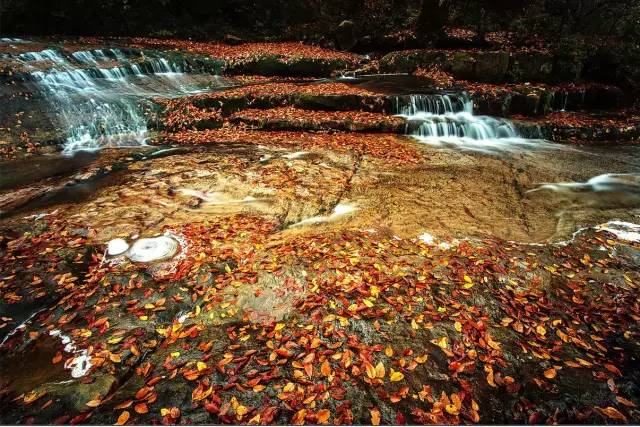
[330,386,346,400]
[205,401,220,415]
[70,412,90,425]
[528,411,544,424]
[396,410,406,424]
[604,364,622,376]
[275,348,291,357]
[261,406,279,424]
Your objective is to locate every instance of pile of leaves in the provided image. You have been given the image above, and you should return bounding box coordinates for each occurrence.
[159,127,422,165]
[126,38,362,69]
[228,107,405,133]
[1,211,639,425]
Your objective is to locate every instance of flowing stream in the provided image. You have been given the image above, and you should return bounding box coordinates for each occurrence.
[394,93,549,153]
[10,45,227,154]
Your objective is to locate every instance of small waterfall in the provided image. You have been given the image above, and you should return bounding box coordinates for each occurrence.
[393,93,472,116]
[394,93,543,153]
[13,46,223,154]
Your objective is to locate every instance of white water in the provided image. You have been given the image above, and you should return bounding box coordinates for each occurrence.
[49,329,93,378]
[290,203,357,227]
[528,173,640,194]
[14,46,226,154]
[395,93,549,153]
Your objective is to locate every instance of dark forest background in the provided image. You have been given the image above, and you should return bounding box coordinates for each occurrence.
[1,0,638,45]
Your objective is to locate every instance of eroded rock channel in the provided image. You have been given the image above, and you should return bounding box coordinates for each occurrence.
[0,37,639,425]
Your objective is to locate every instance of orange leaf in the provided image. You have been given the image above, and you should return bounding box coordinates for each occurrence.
[170,407,181,419]
[604,364,622,376]
[599,406,627,422]
[114,400,133,409]
[320,360,331,377]
[616,396,637,408]
[543,368,557,379]
[316,409,330,424]
[370,408,381,425]
[115,411,130,426]
[134,403,149,414]
[484,365,496,388]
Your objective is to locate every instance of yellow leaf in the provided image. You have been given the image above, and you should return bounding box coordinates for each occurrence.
[385,346,393,357]
[390,369,404,382]
[363,299,374,308]
[536,325,547,336]
[197,361,207,371]
[375,362,385,379]
[370,285,379,298]
[454,321,462,332]
[445,403,459,415]
[432,336,449,349]
[274,323,285,331]
[415,354,428,364]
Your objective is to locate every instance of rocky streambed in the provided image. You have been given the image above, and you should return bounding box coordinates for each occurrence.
[0,37,639,425]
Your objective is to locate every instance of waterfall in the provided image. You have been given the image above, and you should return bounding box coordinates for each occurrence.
[13,46,224,154]
[394,93,543,153]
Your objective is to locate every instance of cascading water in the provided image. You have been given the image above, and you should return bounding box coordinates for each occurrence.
[394,93,545,153]
[10,45,226,154]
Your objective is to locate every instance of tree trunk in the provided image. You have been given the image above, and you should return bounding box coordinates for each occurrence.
[417,0,449,38]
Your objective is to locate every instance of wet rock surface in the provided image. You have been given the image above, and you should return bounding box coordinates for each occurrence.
[1,37,640,425]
